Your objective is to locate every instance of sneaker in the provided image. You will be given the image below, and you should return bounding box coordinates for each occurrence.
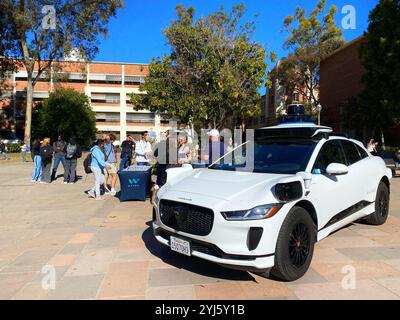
[68,182,74,185]
[88,190,96,199]
[63,181,68,184]
[31,179,36,183]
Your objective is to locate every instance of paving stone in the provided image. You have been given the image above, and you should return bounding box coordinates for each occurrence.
[68,233,94,244]
[145,285,196,300]
[46,274,105,300]
[288,280,399,300]
[0,272,38,299]
[336,247,388,261]
[97,261,149,298]
[195,282,247,300]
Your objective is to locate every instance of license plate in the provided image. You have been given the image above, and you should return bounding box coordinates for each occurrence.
[170,236,191,256]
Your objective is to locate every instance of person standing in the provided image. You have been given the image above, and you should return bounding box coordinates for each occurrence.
[51,135,67,181]
[201,129,226,166]
[135,131,152,166]
[154,130,174,190]
[119,135,135,171]
[177,134,191,165]
[367,139,378,155]
[63,137,82,184]
[0,141,9,160]
[40,138,53,184]
[88,139,110,200]
[31,139,42,182]
[103,134,118,196]
[21,142,28,162]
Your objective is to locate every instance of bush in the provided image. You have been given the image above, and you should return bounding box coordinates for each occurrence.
[6,142,21,153]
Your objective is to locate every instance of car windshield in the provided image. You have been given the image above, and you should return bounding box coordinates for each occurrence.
[209,139,317,174]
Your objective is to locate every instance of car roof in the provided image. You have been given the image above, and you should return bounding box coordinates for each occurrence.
[256,123,333,140]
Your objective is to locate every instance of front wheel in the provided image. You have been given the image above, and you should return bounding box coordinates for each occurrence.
[364,182,390,226]
[271,206,316,281]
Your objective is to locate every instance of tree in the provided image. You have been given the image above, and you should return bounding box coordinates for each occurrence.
[270,0,345,109]
[130,4,269,130]
[33,88,96,148]
[0,0,122,145]
[358,0,400,136]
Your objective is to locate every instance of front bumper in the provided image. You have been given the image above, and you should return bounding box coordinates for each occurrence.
[152,222,275,270]
[151,190,286,271]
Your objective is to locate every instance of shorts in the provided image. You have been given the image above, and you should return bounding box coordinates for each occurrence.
[106,163,118,174]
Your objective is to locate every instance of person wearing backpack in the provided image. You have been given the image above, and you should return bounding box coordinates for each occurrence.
[88,139,111,200]
[51,135,67,181]
[63,137,82,184]
[40,138,53,183]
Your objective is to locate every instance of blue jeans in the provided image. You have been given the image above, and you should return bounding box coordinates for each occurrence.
[52,155,66,179]
[32,155,42,181]
[1,152,8,160]
[119,157,131,171]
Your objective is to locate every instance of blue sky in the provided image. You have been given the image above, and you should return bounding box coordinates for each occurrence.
[96,0,379,66]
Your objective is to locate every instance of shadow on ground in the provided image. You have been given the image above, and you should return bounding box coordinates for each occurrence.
[141,225,257,282]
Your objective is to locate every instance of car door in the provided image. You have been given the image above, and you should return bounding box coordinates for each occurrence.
[339,139,367,201]
[307,139,355,231]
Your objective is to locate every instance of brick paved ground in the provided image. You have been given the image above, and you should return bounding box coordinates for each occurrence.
[0,160,399,300]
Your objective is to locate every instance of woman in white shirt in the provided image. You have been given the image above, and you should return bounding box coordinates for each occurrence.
[177,135,191,165]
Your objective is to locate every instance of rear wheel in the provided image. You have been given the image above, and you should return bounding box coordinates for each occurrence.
[364,182,390,226]
[271,206,316,281]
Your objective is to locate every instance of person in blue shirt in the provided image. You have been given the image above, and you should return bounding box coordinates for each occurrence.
[102,134,118,196]
[88,139,110,200]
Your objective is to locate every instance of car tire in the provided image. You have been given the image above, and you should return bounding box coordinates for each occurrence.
[271,206,316,281]
[364,182,390,226]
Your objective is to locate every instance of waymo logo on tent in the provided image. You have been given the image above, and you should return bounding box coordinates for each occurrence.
[128,178,141,185]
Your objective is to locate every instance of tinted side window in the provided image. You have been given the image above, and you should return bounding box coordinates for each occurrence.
[313,140,346,173]
[341,140,362,165]
[355,144,369,159]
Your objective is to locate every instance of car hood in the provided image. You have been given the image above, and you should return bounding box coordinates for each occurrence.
[166,168,290,201]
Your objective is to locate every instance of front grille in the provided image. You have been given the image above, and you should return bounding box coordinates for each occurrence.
[159,200,214,236]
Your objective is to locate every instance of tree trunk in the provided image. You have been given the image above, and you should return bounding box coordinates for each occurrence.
[24,72,33,146]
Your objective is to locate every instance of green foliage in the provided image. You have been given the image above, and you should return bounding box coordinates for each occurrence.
[358,0,400,131]
[270,0,345,107]
[0,0,123,144]
[130,4,269,129]
[5,142,22,153]
[33,89,96,148]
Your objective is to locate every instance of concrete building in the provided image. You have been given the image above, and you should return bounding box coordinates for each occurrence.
[0,60,172,143]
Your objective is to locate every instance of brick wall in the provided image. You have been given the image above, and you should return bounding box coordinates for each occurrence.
[319,36,366,133]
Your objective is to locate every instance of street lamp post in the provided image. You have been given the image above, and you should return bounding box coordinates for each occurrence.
[316,103,322,126]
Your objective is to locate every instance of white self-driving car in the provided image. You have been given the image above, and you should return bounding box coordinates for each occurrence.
[152,124,392,281]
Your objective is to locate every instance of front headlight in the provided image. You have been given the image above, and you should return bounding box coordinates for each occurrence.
[221,204,282,221]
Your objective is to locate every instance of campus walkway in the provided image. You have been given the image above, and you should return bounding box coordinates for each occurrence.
[0,161,400,300]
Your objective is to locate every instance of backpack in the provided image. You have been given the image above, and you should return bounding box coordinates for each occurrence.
[66,143,77,159]
[83,153,92,174]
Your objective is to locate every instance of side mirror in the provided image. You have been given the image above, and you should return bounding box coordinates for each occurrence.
[326,163,348,176]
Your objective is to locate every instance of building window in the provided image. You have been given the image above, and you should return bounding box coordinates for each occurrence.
[89,74,122,84]
[95,112,120,123]
[126,112,155,123]
[124,75,145,85]
[91,93,120,104]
